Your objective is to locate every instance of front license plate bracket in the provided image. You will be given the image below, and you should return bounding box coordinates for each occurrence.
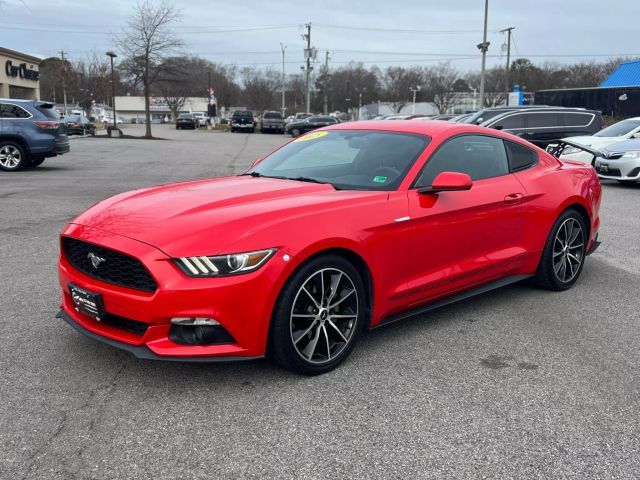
[69,283,106,321]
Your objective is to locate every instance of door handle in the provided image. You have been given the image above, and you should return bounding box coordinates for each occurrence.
[504,193,524,205]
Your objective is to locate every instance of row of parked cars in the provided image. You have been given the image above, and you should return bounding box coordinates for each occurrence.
[228,110,340,136]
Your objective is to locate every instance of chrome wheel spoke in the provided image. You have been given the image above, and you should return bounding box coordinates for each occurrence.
[553,218,584,283]
[290,267,359,365]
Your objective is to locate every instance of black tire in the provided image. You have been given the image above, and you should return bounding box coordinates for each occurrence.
[0,140,29,171]
[269,254,366,375]
[291,128,301,137]
[230,128,235,133]
[534,209,587,291]
[30,156,46,167]
[250,128,255,133]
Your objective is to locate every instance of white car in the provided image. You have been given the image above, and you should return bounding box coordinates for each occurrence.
[560,117,640,164]
[191,112,208,127]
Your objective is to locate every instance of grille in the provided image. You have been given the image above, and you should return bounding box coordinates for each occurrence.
[598,167,621,177]
[103,314,149,336]
[62,237,158,292]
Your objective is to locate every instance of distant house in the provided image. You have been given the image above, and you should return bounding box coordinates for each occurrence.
[536,60,640,118]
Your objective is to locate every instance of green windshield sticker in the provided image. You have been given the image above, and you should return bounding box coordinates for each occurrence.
[373,176,388,183]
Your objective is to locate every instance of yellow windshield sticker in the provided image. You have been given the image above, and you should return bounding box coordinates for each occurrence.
[293,131,329,142]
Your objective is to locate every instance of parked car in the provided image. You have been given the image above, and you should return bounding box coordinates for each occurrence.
[430,114,457,121]
[176,113,197,130]
[593,138,640,183]
[464,105,551,125]
[0,99,70,171]
[285,115,339,137]
[294,112,312,121]
[57,120,601,375]
[450,113,473,122]
[480,108,606,148]
[230,110,256,133]
[261,111,285,134]
[558,117,640,164]
[63,114,96,136]
[285,115,295,124]
[192,112,208,127]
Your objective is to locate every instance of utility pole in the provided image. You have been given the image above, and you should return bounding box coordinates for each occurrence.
[500,27,515,105]
[59,50,68,116]
[303,23,312,113]
[280,43,287,117]
[323,50,330,115]
[410,86,421,114]
[106,51,118,129]
[345,80,351,120]
[207,70,212,125]
[477,0,490,109]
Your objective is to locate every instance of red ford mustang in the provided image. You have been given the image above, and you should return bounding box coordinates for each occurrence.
[57,121,602,375]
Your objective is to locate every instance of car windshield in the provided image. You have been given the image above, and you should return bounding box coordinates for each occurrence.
[178,114,193,119]
[594,119,640,137]
[248,130,430,191]
[233,111,253,118]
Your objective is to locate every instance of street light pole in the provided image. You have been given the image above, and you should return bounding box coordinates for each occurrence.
[410,86,421,114]
[106,51,118,129]
[500,27,515,105]
[477,0,490,109]
[280,43,286,117]
[303,23,312,113]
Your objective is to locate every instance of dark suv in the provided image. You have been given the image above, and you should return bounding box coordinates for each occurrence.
[0,99,70,171]
[481,108,606,148]
[230,111,256,133]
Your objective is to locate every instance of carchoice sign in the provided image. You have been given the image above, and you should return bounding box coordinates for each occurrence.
[0,47,41,99]
[5,60,39,81]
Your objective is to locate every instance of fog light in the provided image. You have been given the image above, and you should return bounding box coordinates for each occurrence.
[170,317,220,326]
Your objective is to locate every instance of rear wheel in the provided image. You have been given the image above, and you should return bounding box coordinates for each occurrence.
[534,209,587,291]
[0,141,28,171]
[269,255,366,375]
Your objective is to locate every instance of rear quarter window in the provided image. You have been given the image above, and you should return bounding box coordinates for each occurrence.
[504,140,538,172]
[561,112,594,127]
[34,103,60,119]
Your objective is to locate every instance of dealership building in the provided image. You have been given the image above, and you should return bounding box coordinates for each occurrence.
[0,47,41,99]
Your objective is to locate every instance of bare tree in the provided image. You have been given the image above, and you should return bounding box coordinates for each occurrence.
[382,66,423,113]
[73,53,112,117]
[118,1,183,137]
[241,67,280,113]
[425,62,459,113]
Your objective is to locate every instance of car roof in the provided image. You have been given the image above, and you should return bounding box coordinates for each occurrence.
[0,98,33,103]
[326,119,493,137]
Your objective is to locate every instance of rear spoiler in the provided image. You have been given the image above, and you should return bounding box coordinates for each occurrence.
[546,139,606,164]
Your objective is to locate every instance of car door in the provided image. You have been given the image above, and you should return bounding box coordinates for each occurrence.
[523,112,563,147]
[404,134,530,306]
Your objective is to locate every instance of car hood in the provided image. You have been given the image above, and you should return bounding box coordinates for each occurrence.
[601,138,640,153]
[71,176,380,257]
[561,135,619,149]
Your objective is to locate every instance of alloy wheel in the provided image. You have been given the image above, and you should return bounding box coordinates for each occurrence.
[0,145,22,169]
[290,268,359,365]
[552,218,585,283]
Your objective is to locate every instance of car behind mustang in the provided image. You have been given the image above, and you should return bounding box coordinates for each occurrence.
[58,121,602,375]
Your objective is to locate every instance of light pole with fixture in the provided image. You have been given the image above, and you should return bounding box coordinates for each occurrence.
[410,85,421,114]
[280,43,287,117]
[106,51,118,129]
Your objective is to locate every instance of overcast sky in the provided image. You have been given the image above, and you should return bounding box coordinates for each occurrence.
[2,0,639,74]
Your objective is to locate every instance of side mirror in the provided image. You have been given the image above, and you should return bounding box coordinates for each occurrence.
[419,172,473,194]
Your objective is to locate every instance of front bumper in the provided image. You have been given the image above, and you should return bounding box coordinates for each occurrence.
[58,224,286,360]
[594,156,640,181]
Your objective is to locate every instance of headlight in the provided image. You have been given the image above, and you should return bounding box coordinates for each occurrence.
[175,249,276,277]
[621,151,640,158]
[562,146,582,155]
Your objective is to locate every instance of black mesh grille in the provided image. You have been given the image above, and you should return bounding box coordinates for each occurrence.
[62,237,158,292]
[597,167,621,177]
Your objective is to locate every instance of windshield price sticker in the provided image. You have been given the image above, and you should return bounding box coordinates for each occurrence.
[373,176,388,183]
[293,131,329,142]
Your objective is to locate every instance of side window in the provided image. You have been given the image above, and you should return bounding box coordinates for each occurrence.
[561,112,593,127]
[0,104,30,118]
[494,113,525,129]
[504,140,538,172]
[526,112,560,128]
[415,135,510,187]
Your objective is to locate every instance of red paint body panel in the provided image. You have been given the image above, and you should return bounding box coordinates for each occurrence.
[58,121,602,359]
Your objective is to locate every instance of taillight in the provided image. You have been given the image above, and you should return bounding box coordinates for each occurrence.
[34,121,60,129]
[600,124,606,129]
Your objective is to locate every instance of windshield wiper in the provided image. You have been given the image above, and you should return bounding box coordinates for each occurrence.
[289,176,328,184]
[239,171,262,177]
[239,172,332,187]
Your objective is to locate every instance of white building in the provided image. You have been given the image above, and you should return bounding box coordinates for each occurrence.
[114,96,210,123]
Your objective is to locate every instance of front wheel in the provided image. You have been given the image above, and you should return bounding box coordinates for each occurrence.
[269,255,366,375]
[534,209,587,291]
[291,128,301,137]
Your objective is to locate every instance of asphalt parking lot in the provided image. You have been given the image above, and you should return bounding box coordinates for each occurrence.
[1,124,639,479]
